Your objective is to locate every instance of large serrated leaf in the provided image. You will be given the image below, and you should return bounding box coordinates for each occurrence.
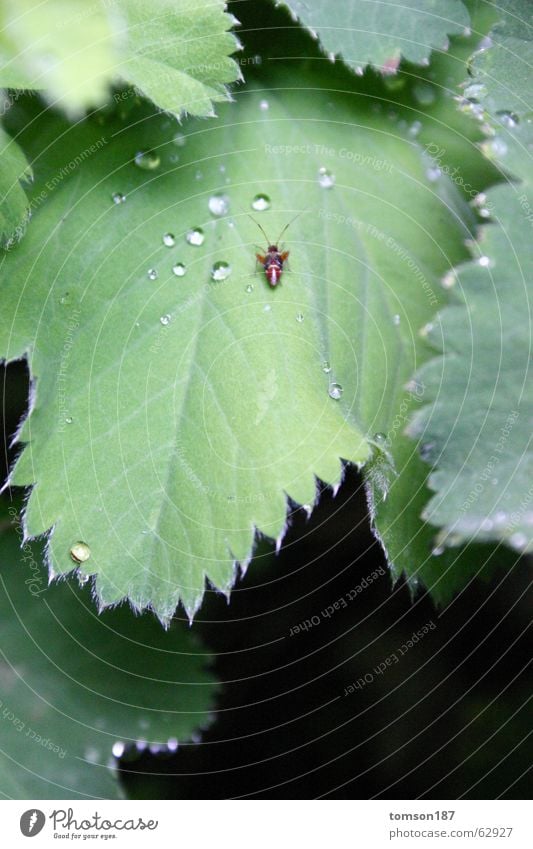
[0,73,473,621]
[0,502,216,799]
[0,123,32,247]
[0,0,240,117]
[275,0,470,72]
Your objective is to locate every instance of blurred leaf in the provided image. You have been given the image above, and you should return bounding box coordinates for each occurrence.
[0,0,240,117]
[276,0,470,71]
[0,502,216,799]
[468,0,533,118]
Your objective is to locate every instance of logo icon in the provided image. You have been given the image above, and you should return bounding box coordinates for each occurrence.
[20,810,46,837]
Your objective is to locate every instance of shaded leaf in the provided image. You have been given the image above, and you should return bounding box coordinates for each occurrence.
[0,501,217,799]
[276,0,470,72]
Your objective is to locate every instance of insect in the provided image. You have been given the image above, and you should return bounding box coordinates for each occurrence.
[251,211,303,287]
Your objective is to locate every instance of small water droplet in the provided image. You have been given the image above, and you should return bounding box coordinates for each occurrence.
[245,283,254,293]
[318,166,335,189]
[208,193,230,217]
[186,227,205,246]
[392,314,401,326]
[162,232,175,247]
[296,312,304,323]
[172,262,186,277]
[493,511,509,526]
[478,255,493,268]
[441,270,456,289]
[420,442,435,462]
[59,293,70,304]
[464,83,487,101]
[509,531,527,551]
[112,741,125,758]
[160,314,171,326]
[263,303,271,312]
[251,193,271,212]
[70,541,91,563]
[195,169,203,181]
[259,99,269,111]
[147,268,158,280]
[134,150,160,170]
[211,260,231,281]
[481,137,508,158]
[496,110,519,129]
[373,432,388,445]
[112,192,126,204]
[167,737,178,752]
[354,65,364,76]
[322,360,331,373]
[328,383,343,400]
[408,120,422,138]
[169,152,179,163]
[431,545,444,557]
[65,416,73,424]
[173,133,187,147]
[420,322,434,337]
[426,166,441,182]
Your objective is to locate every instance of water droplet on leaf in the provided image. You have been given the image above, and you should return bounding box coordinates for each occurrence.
[329,383,343,400]
[318,167,335,188]
[186,227,205,246]
[134,150,160,170]
[70,541,91,563]
[211,260,231,281]
[162,233,175,247]
[112,192,126,204]
[208,194,230,217]
[172,262,186,277]
[160,314,171,326]
[147,268,158,280]
[251,193,271,211]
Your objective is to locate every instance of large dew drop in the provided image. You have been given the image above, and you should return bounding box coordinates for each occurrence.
[251,193,271,212]
[70,541,91,563]
[172,262,187,277]
[211,261,231,281]
[186,227,205,246]
[134,150,160,171]
[208,194,230,217]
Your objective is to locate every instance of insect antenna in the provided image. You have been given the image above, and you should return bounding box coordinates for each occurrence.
[274,209,308,245]
[245,213,271,244]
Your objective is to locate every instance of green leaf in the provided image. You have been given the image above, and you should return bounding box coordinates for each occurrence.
[468,0,533,118]
[0,123,32,247]
[116,0,241,118]
[0,73,472,621]
[0,0,116,110]
[0,0,240,117]
[407,6,533,556]
[275,0,470,72]
[0,501,217,799]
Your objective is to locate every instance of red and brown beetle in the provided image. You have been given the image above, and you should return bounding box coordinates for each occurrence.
[250,212,303,288]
